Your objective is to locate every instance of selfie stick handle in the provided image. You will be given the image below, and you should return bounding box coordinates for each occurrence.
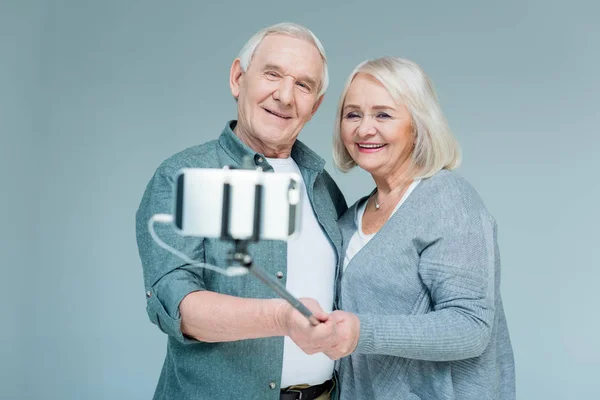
[244,258,320,326]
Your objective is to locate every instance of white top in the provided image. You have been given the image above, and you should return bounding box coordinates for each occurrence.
[267,157,337,387]
[343,180,421,271]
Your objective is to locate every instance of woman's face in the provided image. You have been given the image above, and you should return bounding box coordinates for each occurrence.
[341,73,414,180]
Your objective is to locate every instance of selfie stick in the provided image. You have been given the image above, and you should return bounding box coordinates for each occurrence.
[221,164,320,326]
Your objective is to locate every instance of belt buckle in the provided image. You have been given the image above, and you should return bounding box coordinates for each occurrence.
[286,388,304,400]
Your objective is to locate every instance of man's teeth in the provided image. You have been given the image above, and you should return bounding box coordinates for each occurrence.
[358,143,385,149]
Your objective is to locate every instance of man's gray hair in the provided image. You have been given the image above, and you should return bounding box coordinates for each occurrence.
[237,22,329,97]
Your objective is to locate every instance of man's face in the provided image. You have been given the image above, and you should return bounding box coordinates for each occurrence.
[230,34,324,157]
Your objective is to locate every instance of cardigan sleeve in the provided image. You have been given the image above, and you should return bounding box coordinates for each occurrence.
[355,203,497,361]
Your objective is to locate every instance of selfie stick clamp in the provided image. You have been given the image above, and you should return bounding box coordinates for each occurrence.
[221,162,319,326]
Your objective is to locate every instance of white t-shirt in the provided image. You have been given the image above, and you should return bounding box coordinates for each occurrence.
[344,180,421,271]
[267,157,337,387]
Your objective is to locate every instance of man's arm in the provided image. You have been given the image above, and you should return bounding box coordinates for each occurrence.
[180,292,284,341]
[180,292,334,347]
[137,164,208,344]
[137,164,338,349]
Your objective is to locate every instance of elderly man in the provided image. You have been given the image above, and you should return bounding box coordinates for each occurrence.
[136,23,346,400]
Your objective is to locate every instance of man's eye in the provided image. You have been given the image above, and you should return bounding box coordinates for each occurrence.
[266,71,279,78]
[296,82,310,90]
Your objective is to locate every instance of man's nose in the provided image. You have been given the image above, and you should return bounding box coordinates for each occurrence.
[273,77,294,106]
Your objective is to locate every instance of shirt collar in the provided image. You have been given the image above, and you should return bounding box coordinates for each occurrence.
[218,120,326,171]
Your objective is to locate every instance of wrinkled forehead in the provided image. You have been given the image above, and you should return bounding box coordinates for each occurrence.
[251,34,324,83]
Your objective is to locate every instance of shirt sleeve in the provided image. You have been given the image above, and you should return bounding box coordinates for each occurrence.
[135,165,206,344]
[355,206,497,361]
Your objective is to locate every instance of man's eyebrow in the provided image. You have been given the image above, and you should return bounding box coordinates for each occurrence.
[263,64,284,73]
[263,64,319,90]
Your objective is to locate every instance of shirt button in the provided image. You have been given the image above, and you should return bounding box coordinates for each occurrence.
[256,156,264,164]
[268,381,276,389]
[276,271,284,279]
[146,291,152,298]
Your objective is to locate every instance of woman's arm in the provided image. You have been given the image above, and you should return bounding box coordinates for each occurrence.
[353,208,498,361]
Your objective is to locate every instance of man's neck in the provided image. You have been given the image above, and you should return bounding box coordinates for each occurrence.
[233,125,294,158]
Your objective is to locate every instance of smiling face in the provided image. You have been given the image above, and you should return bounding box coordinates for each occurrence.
[230,34,325,157]
[341,73,415,179]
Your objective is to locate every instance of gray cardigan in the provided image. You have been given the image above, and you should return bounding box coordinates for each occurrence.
[337,170,515,400]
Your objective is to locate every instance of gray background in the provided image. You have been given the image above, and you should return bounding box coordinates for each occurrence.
[2,0,598,399]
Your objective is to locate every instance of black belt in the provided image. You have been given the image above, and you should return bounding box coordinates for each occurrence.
[280,379,334,400]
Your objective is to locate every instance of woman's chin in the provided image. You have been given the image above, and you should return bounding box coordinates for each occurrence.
[354,161,382,176]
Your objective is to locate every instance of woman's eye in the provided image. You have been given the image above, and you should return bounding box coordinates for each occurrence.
[345,112,360,119]
[377,112,391,119]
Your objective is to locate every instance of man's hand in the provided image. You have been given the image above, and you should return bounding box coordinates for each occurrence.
[276,298,338,354]
[322,310,361,360]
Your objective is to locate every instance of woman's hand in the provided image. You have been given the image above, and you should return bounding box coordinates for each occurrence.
[323,310,361,360]
[276,298,338,355]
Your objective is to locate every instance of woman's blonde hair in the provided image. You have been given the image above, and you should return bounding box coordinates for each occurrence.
[333,57,461,178]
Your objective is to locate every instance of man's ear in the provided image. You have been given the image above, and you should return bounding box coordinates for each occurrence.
[308,94,325,120]
[229,59,244,99]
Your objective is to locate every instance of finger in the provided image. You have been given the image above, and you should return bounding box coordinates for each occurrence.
[300,298,330,322]
[314,310,329,323]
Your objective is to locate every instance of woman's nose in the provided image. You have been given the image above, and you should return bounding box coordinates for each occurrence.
[357,118,377,137]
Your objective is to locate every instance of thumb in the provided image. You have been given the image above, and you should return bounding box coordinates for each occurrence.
[314,309,329,323]
[300,298,330,322]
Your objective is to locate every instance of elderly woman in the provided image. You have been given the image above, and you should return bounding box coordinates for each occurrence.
[326,57,515,399]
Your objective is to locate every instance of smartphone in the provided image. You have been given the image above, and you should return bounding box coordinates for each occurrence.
[173,168,302,241]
